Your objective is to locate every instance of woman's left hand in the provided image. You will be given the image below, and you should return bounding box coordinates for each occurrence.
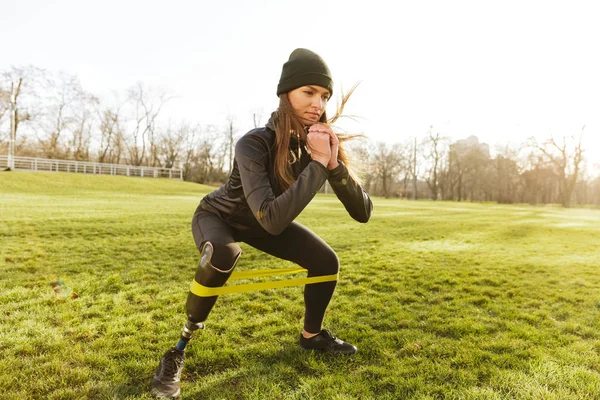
[309,124,339,170]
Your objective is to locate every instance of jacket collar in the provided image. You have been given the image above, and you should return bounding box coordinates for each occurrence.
[265,116,308,135]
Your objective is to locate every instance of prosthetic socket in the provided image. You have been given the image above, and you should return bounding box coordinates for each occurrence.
[185,241,238,325]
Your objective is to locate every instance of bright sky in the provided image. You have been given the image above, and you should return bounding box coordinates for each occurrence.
[2,0,599,169]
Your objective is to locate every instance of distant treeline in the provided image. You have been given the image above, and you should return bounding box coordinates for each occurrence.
[1,66,598,206]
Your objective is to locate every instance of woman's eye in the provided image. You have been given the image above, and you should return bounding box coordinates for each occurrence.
[305,91,313,96]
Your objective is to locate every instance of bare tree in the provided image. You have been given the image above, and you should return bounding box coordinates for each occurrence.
[409,137,419,199]
[187,124,228,184]
[0,87,10,151]
[97,96,123,164]
[444,136,490,201]
[530,127,585,207]
[371,141,404,198]
[68,92,98,161]
[159,121,192,169]
[491,145,521,203]
[180,124,206,181]
[438,150,456,200]
[125,82,170,166]
[0,66,46,155]
[394,140,413,198]
[520,151,559,204]
[423,126,447,200]
[0,87,8,122]
[38,72,93,159]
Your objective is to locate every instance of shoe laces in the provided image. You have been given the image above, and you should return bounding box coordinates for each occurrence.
[320,329,336,341]
[163,350,184,379]
[320,329,346,346]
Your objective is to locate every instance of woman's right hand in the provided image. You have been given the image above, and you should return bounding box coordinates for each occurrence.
[307,131,332,168]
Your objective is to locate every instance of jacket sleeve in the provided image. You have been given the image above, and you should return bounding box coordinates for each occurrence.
[328,162,373,223]
[236,135,329,235]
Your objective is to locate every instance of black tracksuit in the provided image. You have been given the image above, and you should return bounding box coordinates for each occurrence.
[192,118,373,332]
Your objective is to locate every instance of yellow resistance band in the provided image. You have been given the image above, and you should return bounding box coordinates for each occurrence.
[189,267,338,297]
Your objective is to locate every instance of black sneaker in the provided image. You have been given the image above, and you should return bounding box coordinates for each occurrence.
[151,347,185,399]
[299,329,358,355]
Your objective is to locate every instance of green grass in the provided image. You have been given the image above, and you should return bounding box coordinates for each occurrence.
[1,172,600,400]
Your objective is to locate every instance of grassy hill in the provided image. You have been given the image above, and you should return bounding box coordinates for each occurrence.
[1,172,599,399]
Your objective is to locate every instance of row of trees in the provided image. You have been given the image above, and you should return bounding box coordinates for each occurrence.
[2,66,599,206]
[355,128,597,207]
[0,66,237,184]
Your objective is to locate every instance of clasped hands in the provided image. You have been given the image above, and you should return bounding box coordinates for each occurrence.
[306,124,339,170]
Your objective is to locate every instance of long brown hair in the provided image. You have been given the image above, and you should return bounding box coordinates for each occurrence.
[271,83,363,190]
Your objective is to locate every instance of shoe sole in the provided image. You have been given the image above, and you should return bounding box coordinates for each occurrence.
[300,346,358,355]
[151,380,181,399]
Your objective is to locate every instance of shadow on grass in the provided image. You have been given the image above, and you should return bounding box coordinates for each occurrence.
[84,341,359,399]
[183,342,360,398]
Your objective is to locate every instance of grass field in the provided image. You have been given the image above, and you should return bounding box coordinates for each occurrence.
[1,172,600,400]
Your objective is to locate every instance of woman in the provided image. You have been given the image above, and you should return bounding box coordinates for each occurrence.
[152,48,373,398]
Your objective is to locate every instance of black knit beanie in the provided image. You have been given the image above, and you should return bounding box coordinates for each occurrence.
[276,48,333,96]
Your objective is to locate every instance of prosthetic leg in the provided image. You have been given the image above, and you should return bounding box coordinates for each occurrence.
[179,241,240,348]
[152,241,239,398]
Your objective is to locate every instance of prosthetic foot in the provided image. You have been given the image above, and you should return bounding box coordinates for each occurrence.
[151,347,185,399]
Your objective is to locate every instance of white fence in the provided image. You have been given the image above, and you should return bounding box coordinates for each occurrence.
[0,155,182,180]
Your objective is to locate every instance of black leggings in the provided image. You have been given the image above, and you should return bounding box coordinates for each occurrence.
[191,211,339,333]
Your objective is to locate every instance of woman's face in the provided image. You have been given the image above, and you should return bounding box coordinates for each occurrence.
[288,85,330,126]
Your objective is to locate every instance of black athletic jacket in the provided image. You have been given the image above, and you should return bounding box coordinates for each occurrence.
[197,119,373,236]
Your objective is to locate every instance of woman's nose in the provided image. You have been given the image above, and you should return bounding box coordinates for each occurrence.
[312,97,324,111]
